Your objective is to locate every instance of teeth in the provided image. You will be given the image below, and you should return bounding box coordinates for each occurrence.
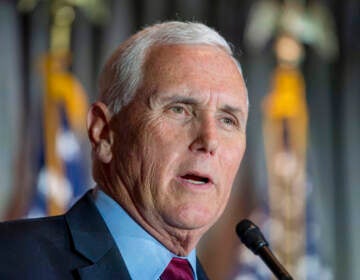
[184,178,206,185]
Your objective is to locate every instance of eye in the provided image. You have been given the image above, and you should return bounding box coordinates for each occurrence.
[221,116,237,127]
[165,104,193,120]
[219,114,243,132]
[166,103,194,117]
[169,105,185,114]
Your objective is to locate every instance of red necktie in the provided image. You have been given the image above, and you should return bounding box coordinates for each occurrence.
[160,258,194,280]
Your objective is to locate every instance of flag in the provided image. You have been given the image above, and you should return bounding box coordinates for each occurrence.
[27,53,90,218]
[233,34,333,279]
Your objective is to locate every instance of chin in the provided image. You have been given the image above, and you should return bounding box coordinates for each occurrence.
[168,206,218,231]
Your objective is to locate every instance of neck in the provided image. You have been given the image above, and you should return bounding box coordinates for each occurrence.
[96,171,204,256]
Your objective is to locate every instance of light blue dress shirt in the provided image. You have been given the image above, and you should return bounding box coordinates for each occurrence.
[93,188,198,280]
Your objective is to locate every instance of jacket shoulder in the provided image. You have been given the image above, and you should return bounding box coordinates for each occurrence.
[0,194,97,279]
[0,215,77,278]
[0,214,65,240]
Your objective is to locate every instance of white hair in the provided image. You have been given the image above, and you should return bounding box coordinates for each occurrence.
[99,21,244,114]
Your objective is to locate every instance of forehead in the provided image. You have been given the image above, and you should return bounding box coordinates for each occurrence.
[141,44,247,107]
[143,44,241,81]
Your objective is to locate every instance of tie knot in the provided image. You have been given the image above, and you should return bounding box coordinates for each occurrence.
[160,257,194,280]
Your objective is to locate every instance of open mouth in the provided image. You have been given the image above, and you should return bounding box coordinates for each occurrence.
[180,173,210,185]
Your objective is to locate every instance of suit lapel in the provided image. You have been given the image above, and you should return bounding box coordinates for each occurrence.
[76,246,131,280]
[65,191,131,280]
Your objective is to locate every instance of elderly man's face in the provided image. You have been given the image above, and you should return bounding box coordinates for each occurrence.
[111,44,248,234]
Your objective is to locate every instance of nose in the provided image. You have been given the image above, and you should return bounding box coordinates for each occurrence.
[189,116,219,155]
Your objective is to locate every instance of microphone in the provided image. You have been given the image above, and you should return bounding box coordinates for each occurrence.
[236,219,293,280]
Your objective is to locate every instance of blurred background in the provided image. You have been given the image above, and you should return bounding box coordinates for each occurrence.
[0,0,359,279]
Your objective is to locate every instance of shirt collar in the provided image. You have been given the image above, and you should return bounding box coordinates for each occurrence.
[93,188,198,280]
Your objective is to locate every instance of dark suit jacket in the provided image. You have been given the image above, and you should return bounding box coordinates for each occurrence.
[0,191,209,280]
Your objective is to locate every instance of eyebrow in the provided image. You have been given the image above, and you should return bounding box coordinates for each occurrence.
[157,95,199,105]
[222,104,244,116]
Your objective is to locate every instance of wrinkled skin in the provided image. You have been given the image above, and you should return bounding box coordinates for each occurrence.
[88,44,248,255]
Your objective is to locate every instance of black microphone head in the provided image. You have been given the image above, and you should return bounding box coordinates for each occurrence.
[236,219,269,255]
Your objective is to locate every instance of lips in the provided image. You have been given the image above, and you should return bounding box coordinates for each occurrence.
[179,172,213,186]
[181,174,209,184]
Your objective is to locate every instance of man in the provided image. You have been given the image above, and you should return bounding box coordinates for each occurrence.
[0,21,248,279]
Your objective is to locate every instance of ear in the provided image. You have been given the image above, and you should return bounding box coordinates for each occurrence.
[87,102,113,163]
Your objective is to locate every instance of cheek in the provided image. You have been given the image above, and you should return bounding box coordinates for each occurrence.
[139,121,184,187]
[147,120,188,161]
[220,140,246,179]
